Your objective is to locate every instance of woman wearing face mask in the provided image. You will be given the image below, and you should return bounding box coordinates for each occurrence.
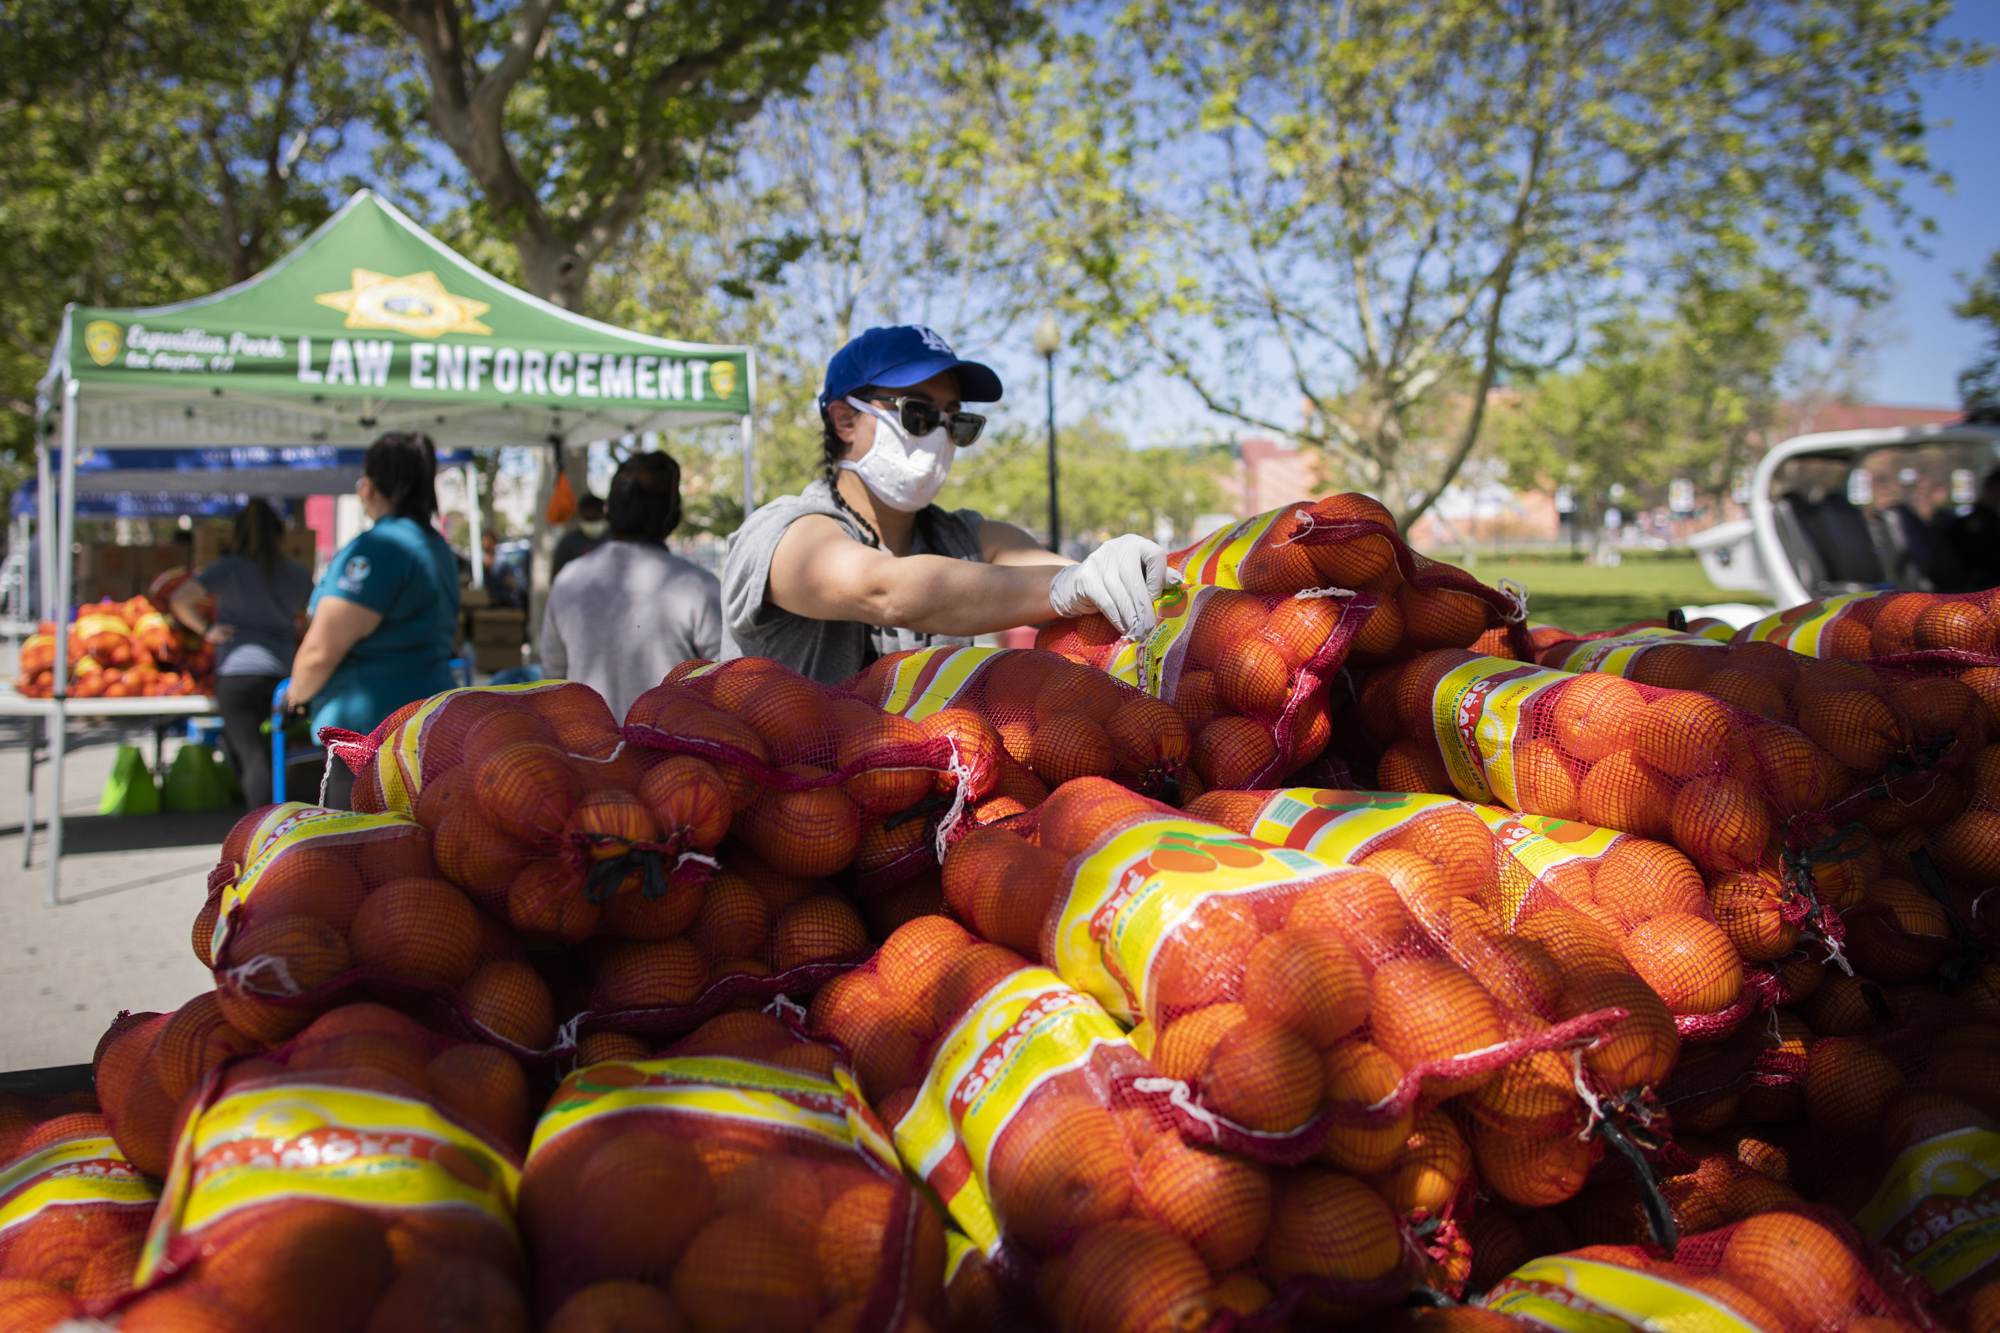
[721,326,1171,685]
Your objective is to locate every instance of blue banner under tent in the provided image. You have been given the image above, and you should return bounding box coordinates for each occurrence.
[10,487,290,519]
[29,445,471,500]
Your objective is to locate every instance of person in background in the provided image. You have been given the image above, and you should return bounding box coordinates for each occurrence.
[721,325,1168,685]
[541,452,721,719]
[482,530,527,609]
[169,499,312,806]
[288,431,461,808]
[551,492,608,579]
[1946,468,2000,590]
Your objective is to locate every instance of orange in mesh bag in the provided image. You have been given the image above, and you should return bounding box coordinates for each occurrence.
[334,682,736,914]
[519,1009,945,1333]
[1162,493,1532,661]
[203,805,559,1058]
[1034,583,1364,793]
[1737,587,2000,663]
[0,1093,160,1328]
[808,917,1420,1330]
[1351,649,1886,966]
[110,1001,533,1333]
[938,780,1639,1197]
[1476,1208,1932,1333]
[1186,787,1762,1040]
[842,644,1191,819]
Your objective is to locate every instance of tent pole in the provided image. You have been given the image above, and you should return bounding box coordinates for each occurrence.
[47,379,78,907]
[36,436,53,623]
[740,414,754,520]
[466,464,484,589]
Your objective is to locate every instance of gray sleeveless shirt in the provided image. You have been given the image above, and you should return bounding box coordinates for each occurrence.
[719,476,987,686]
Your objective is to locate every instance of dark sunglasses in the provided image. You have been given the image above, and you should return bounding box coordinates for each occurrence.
[860,394,987,448]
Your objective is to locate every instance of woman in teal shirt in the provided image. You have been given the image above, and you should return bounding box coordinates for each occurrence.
[288,430,461,808]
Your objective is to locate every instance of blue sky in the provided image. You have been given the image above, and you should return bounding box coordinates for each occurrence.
[1866,2,1998,406]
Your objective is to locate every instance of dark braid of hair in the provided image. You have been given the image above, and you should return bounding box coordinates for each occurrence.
[821,406,884,549]
[823,462,883,549]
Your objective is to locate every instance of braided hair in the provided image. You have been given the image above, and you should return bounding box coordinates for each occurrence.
[822,399,883,549]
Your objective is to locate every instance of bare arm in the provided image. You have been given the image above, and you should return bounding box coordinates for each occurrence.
[168,578,209,633]
[979,520,1075,568]
[768,515,1063,638]
[287,596,383,707]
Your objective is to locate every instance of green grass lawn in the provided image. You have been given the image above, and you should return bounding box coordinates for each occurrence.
[1453,551,1750,634]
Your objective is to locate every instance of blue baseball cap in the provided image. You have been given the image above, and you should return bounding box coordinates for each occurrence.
[819,326,1004,407]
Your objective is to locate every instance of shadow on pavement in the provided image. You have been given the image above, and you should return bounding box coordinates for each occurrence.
[1,807,247,854]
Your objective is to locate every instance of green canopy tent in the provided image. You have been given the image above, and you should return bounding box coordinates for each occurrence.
[27,188,755,900]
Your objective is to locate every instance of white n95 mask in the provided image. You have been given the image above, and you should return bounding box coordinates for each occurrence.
[839,397,956,512]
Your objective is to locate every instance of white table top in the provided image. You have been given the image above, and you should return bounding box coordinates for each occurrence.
[0,686,218,719]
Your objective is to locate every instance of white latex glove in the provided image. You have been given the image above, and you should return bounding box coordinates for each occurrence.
[1049,534,1178,639]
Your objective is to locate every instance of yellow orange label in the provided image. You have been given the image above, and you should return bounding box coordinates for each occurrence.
[0,1136,156,1236]
[529,1056,869,1164]
[382,681,571,810]
[892,967,1129,1254]
[1244,787,1459,857]
[1051,815,1330,1024]
[943,1227,980,1285]
[138,1080,519,1285]
[1099,582,1216,699]
[1545,628,1726,678]
[1243,788,1623,925]
[879,645,1005,720]
[1173,509,1285,589]
[1482,1255,1762,1332]
[1738,592,1877,657]
[1430,657,1574,807]
[213,807,415,961]
[1852,1126,2000,1296]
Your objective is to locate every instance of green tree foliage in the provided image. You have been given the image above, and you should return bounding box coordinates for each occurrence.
[362,0,888,312]
[1957,249,2000,422]
[0,0,382,461]
[1021,0,1984,532]
[1496,269,1809,529]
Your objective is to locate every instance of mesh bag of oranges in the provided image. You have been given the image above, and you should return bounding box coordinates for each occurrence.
[333,680,742,917]
[623,657,959,883]
[1737,587,2000,663]
[807,917,1421,1330]
[1034,582,1362,792]
[941,780,1638,1194]
[95,997,266,1182]
[112,1001,532,1333]
[1345,648,1894,962]
[519,1008,945,1332]
[201,804,568,1059]
[1185,786,1755,1043]
[1477,1209,1930,1333]
[1161,493,1533,665]
[0,1094,160,1328]
[840,644,1194,823]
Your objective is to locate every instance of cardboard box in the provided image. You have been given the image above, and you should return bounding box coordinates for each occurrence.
[193,525,319,571]
[470,608,526,647]
[474,642,525,673]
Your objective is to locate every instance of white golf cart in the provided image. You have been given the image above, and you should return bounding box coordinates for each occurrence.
[1686,422,2000,609]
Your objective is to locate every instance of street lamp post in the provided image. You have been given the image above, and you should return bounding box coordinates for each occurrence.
[1033,314,1062,553]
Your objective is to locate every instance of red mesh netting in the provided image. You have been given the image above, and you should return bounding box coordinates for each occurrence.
[1186,787,1747,1049]
[807,917,1421,1332]
[1736,588,2000,661]
[1471,1208,1931,1333]
[520,1009,945,1331]
[1163,494,1533,665]
[111,1001,533,1332]
[0,1090,157,1323]
[1034,584,1361,793]
[1339,649,1932,969]
[840,644,1193,825]
[199,805,576,1063]
[933,779,1641,1210]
